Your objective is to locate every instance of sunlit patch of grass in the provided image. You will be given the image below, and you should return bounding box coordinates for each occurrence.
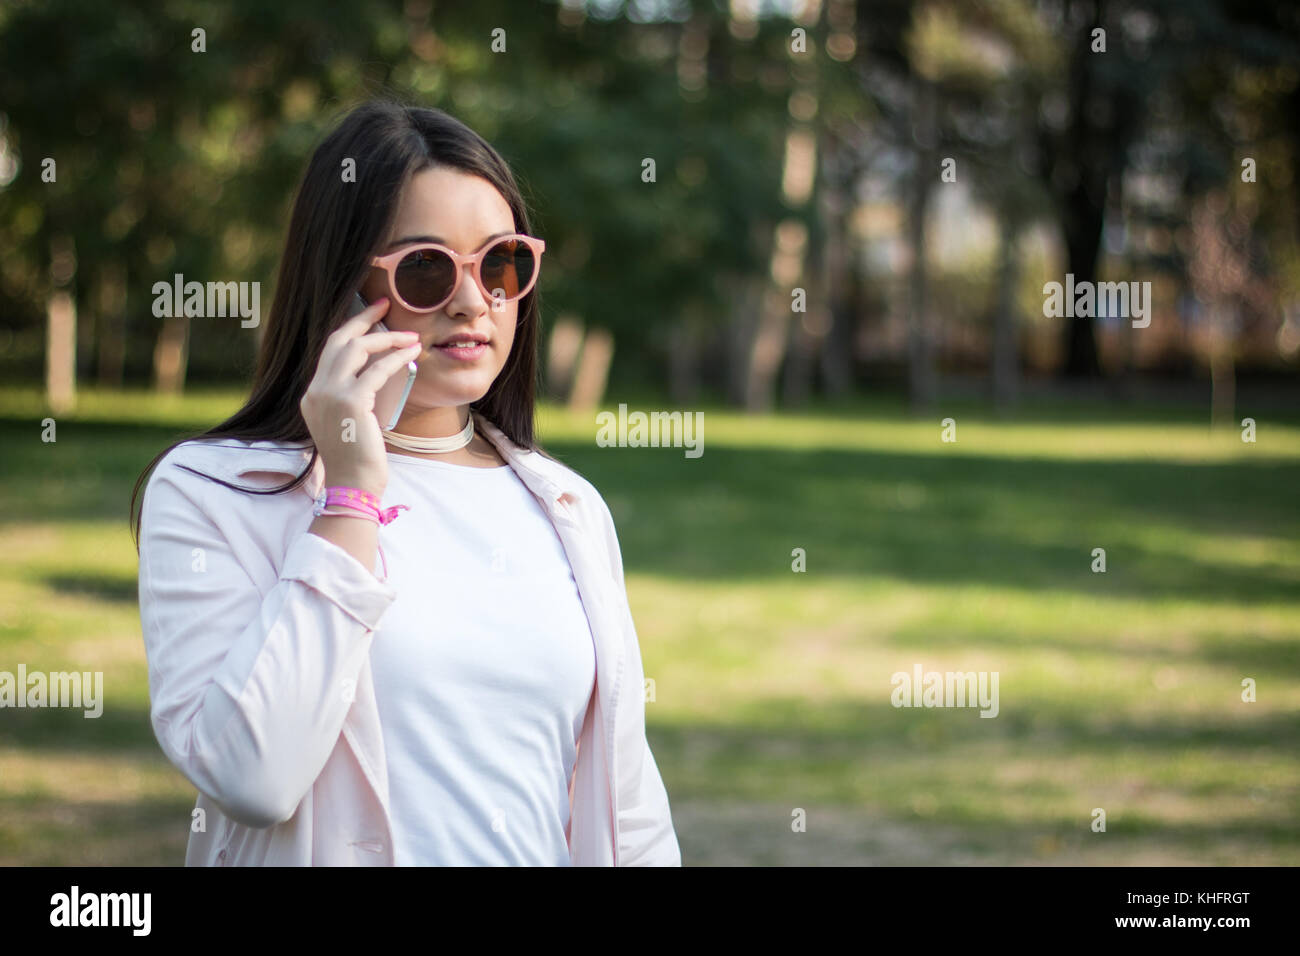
[0,749,193,865]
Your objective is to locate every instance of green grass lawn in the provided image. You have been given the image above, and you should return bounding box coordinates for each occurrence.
[0,385,1297,865]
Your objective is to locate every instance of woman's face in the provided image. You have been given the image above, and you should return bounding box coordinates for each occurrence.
[359,165,519,413]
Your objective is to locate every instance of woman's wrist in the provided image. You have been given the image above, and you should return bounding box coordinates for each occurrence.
[320,471,387,498]
[308,511,383,580]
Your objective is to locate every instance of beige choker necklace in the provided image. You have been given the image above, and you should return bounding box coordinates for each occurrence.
[382,414,474,454]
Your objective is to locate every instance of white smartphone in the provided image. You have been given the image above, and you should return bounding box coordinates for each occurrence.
[350,292,418,430]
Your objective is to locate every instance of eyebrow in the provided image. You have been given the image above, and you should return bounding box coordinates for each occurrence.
[384,231,513,251]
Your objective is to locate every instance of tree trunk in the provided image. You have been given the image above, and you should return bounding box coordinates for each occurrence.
[744,129,818,409]
[152,314,190,395]
[742,0,823,411]
[1060,193,1104,377]
[95,260,127,387]
[781,311,818,407]
[781,230,829,408]
[545,313,584,401]
[725,273,759,406]
[1055,0,1107,379]
[745,283,793,412]
[906,78,938,411]
[46,290,77,414]
[1209,304,1235,430]
[568,326,614,412]
[818,187,854,398]
[992,221,1020,410]
[667,313,702,405]
[46,234,77,413]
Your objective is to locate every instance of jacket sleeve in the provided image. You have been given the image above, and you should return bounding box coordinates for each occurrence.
[594,494,682,867]
[138,451,398,829]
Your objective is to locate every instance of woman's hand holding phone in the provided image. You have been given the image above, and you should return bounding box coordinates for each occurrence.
[299,295,421,498]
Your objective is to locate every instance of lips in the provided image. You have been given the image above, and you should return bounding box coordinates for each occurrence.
[434,333,489,347]
[432,336,489,361]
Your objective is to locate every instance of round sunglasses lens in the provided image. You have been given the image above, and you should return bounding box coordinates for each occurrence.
[480,238,537,302]
[394,248,456,308]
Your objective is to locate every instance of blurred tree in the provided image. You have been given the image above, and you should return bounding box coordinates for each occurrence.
[0,0,418,395]
[854,0,939,409]
[2,0,1296,408]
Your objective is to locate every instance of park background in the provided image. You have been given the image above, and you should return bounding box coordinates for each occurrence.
[0,0,1297,864]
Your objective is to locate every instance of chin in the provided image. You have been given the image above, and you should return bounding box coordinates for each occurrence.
[413,380,496,408]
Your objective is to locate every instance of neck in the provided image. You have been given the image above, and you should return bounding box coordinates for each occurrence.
[388,404,470,438]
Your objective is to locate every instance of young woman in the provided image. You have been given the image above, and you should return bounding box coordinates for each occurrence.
[131,99,680,866]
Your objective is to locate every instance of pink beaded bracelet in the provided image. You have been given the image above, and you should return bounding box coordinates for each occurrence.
[313,486,410,525]
[312,486,409,579]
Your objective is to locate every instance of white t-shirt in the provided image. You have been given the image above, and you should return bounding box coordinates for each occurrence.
[367,452,597,865]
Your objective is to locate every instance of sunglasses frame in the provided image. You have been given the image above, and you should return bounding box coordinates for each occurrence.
[369,233,547,314]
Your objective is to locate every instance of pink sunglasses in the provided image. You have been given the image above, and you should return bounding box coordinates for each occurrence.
[369,233,546,313]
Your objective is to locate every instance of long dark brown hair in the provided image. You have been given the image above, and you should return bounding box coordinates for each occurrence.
[130,99,547,548]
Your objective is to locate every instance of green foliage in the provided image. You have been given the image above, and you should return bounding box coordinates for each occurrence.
[0,0,823,390]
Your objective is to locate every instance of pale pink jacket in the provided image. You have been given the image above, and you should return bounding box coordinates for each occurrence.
[137,411,680,866]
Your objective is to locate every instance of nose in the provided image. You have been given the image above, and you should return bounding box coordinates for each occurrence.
[445,260,492,316]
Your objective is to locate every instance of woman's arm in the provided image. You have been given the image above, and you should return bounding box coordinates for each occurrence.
[138,454,397,828]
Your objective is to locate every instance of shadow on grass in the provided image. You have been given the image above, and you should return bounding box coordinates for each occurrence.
[43,572,140,604]
[646,697,1300,758]
[553,440,1300,604]
[0,702,156,753]
[1,417,1298,606]
[5,691,1294,762]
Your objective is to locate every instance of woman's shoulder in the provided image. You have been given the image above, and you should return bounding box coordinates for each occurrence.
[158,436,312,473]
[141,438,316,542]
[147,437,316,503]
